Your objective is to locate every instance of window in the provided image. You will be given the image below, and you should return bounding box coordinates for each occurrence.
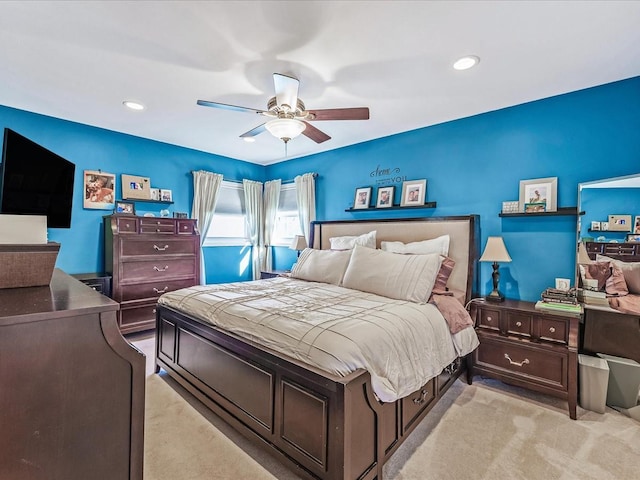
[271,183,302,246]
[204,181,249,246]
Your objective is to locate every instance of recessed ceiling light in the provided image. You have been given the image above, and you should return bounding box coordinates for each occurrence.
[453,55,480,71]
[243,137,256,143]
[123,100,145,111]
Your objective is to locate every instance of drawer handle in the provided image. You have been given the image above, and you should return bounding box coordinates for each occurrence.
[153,244,169,251]
[549,327,556,333]
[153,286,169,294]
[152,308,157,314]
[516,321,522,327]
[153,265,169,272]
[157,221,161,225]
[504,353,530,367]
[412,389,429,405]
[486,316,492,322]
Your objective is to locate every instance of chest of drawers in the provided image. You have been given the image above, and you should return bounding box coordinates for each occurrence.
[104,215,200,334]
[471,299,581,419]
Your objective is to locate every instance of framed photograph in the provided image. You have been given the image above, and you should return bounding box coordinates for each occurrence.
[555,278,571,291]
[114,200,135,215]
[590,221,601,231]
[400,179,427,206]
[353,187,372,209]
[524,202,545,213]
[160,189,173,202]
[150,188,160,201]
[173,212,188,219]
[376,186,394,208]
[635,216,640,234]
[121,174,151,200]
[608,214,632,232]
[626,234,640,243]
[519,177,557,212]
[83,170,115,210]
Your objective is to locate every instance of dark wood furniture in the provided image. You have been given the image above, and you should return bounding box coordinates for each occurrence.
[584,241,640,260]
[0,269,145,480]
[156,216,480,480]
[471,299,580,419]
[72,272,112,297]
[259,269,288,279]
[104,214,200,334]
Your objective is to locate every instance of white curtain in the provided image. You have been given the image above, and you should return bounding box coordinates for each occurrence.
[243,179,264,280]
[191,170,223,284]
[295,173,316,244]
[263,179,281,272]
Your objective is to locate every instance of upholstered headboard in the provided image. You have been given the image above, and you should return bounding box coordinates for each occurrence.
[309,216,480,303]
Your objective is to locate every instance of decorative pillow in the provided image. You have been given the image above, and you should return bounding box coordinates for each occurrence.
[380,234,450,256]
[430,293,474,334]
[579,261,611,291]
[329,230,376,250]
[596,254,640,294]
[290,248,352,285]
[433,256,455,292]
[342,245,442,303]
[605,263,629,296]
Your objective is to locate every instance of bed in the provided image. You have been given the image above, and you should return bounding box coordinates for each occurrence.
[155,215,480,480]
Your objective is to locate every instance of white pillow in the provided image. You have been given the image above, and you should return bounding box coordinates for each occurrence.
[290,248,352,285]
[342,245,443,303]
[595,254,640,294]
[380,234,450,256]
[329,230,376,250]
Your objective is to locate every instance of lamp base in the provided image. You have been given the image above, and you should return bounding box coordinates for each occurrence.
[485,290,505,302]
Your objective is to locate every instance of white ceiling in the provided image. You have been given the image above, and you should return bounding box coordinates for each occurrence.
[0,1,639,166]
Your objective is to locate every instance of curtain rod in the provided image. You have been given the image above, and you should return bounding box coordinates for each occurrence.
[190,172,317,185]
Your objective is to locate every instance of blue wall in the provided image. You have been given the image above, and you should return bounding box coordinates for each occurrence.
[267,76,640,301]
[579,187,640,242]
[0,105,263,284]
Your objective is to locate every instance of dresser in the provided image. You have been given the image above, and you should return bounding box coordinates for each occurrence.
[0,270,145,480]
[471,299,580,419]
[104,215,200,334]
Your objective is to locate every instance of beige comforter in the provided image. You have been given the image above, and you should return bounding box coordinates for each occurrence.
[158,277,479,402]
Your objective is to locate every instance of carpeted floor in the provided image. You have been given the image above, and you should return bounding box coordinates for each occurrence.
[131,333,640,480]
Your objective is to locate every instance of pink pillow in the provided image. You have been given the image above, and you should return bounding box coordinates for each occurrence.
[605,263,629,296]
[433,256,455,292]
[583,262,611,291]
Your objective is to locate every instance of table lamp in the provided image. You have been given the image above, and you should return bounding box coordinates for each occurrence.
[289,235,307,257]
[479,236,512,302]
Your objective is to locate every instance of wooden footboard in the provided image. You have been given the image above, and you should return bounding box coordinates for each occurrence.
[155,305,467,480]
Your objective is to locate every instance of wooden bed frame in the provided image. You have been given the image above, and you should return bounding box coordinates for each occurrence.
[155,216,480,480]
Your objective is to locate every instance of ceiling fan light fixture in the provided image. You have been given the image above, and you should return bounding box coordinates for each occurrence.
[453,55,480,71]
[122,100,145,111]
[243,137,256,143]
[265,118,306,142]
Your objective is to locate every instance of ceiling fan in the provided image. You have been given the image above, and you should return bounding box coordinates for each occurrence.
[197,73,370,144]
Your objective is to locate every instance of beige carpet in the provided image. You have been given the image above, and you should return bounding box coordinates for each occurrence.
[131,334,640,480]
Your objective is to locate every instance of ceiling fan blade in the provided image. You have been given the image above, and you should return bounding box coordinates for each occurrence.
[273,73,299,111]
[301,122,331,144]
[239,123,267,138]
[197,99,267,115]
[306,107,370,121]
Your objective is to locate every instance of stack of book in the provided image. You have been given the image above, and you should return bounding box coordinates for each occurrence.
[535,288,582,314]
[576,288,610,307]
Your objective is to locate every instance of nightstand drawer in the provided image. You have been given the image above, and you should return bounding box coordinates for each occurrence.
[477,306,501,332]
[538,316,568,344]
[475,336,568,390]
[506,311,532,338]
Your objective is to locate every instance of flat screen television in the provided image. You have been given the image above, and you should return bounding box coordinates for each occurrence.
[0,128,75,228]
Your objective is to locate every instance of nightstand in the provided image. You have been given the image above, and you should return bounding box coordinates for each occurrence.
[260,270,288,279]
[471,299,580,419]
[71,272,112,298]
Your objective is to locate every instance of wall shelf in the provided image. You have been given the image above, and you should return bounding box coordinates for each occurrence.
[345,201,437,212]
[120,198,174,205]
[499,206,579,217]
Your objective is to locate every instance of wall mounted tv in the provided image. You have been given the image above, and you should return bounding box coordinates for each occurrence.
[0,128,75,228]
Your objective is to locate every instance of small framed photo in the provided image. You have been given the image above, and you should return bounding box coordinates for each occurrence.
[173,212,189,219]
[160,189,173,202]
[353,187,372,209]
[590,221,601,231]
[626,234,640,243]
[555,278,571,291]
[400,179,427,206]
[519,177,557,212]
[524,202,546,213]
[83,170,115,210]
[635,216,640,234]
[150,188,160,201]
[376,186,394,208]
[114,200,135,215]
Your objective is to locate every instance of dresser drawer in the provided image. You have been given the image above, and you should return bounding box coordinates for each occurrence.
[537,316,568,344]
[475,336,568,390]
[121,238,197,257]
[121,258,197,283]
[477,306,501,332]
[118,277,196,302]
[177,220,197,234]
[401,378,436,433]
[140,218,176,234]
[506,311,532,338]
[115,216,139,233]
[120,303,157,331]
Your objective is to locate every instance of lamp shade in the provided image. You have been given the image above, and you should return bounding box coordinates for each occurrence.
[265,118,306,141]
[479,237,512,263]
[289,235,307,251]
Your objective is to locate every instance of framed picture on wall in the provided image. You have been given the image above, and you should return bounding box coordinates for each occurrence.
[83,170,115,210]
[634,215,640,234]
[114,200,135,215]
[400,179,426,206]
[353,187,372,209]
[519,177,557,212]
[376,186,394,208]
[160,189,173,202]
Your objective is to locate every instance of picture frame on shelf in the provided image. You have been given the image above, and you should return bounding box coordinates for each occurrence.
[626,234,640,243]
[400,179,426,206]
[376,186,394,208]
[519,177,557,212]
[524,202,546,213]
[635,215,640,234]
[150,188,160,201]
[83,170,115,210]
[160,189,173,202]
[608,214,632,232]
[121,174,151,200]
[173,212,189,219]
[501,201,519,214]
[590,221,601,231]
[353,186,372,209]
[114,200,135,215]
